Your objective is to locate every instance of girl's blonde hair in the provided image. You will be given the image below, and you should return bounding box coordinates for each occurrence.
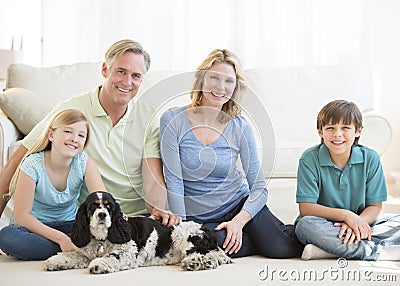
[6,109,89,198]
[190,49,247,122]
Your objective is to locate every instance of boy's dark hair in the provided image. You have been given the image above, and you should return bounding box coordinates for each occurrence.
[317,100,363,145]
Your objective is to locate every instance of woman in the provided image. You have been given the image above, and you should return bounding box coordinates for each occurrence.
[160,49,303,258]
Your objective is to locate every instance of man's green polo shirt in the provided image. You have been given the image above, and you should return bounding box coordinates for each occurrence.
[296,144,387,215]
[22,86,160,216]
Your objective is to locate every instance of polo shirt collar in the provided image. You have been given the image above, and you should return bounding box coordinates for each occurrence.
[319,144,333,167]
[91,86,106,117]
[91,85,135,123]
[349,145,364,165]
[319,144,364,167]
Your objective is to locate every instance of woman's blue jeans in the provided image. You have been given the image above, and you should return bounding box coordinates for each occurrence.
[295,215,400,261]
[0,220,74,261]
[203,205,304,258]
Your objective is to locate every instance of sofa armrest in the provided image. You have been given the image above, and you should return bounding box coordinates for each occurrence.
[361,112,392,155]
[0,116,22,170]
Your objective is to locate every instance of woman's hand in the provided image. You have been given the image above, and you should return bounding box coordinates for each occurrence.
[215,220,244,254]
[215,210,251,254]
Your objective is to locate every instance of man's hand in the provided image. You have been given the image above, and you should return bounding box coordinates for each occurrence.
[142,158,181,227]
[149,208,181,227]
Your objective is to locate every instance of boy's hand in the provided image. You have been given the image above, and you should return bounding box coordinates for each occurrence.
[335,211,371,245]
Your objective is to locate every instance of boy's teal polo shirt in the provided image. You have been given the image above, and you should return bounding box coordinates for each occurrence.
[23,86,160,216]
[296,144,387,215]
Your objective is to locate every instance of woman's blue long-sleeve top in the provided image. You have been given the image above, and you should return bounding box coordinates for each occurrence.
[160,106,268,223]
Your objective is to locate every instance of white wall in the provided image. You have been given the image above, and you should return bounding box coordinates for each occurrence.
[0,0,399,189]
[0,0,42,66]
[366,0,400,190]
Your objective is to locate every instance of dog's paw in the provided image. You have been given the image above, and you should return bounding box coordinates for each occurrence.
[181,253,218,271]
[43,252,90,271]
[181,248,232,271]
[214,247,232,265]
[43,254,71,271]
[181,253,204,271]
[88,258,115,274]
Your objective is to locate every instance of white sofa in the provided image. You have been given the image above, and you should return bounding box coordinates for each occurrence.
[0,62,392,224]
[0,63,397,286]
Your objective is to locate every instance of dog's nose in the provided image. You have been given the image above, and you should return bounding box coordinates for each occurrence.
[98,212,107,220]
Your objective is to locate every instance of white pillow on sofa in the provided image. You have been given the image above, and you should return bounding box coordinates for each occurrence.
[0,87,51,135]
[6,62,103,106]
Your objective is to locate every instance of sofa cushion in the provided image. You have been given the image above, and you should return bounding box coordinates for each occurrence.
[243,65,376,177]
[2,64,390,180]
[6,62,103,106]
[0,88,51,135]
[134,66,387,178]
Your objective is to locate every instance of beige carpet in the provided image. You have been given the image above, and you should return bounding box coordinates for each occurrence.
[1,180,399,285]
[1,252,399,286]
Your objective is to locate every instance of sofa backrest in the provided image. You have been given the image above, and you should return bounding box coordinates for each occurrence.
[244,65,377,178]
[4,63,390,179]
[6,62,103,106]
[137,65,390,178]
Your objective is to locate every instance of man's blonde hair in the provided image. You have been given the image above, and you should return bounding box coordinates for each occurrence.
[104,39,151,72]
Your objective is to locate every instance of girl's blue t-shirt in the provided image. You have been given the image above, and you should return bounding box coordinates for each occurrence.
[17,151,88,223]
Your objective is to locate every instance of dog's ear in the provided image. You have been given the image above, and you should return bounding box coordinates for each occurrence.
[107,200,132,244]
[200,225,218,250]
[187,225,218,255]
[71,201,91,247]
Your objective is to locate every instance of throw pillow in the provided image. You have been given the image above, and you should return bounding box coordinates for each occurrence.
[0,87,51,135]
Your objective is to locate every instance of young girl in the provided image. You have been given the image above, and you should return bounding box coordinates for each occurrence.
[0,109,106,260]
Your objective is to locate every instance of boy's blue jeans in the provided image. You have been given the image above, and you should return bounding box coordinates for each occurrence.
[0,220,74,261]
[295,215,400,260]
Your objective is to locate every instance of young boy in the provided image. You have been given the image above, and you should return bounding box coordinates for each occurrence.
[295,100,400,261]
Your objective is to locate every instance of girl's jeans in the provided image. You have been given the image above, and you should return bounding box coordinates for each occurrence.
[0,220,74,261]
[295,215,400,260]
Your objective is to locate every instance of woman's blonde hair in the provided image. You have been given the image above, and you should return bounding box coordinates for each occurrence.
[190,49,247,122]
[6,109,89,198]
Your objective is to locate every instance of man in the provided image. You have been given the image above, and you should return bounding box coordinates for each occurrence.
[0,39,180,226]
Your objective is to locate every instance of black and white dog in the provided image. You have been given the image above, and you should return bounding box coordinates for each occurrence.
[43,191,231,274]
